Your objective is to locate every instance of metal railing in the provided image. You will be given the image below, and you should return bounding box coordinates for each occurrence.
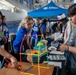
[15,0,34,10]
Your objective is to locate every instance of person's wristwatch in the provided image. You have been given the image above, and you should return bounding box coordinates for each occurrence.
[66,46,69,51]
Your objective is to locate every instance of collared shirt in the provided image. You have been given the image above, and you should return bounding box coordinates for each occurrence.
[66,27,76,70]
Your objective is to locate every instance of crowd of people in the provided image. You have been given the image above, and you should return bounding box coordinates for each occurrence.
[0,3,76,75]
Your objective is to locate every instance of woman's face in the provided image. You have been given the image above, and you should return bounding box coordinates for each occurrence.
[40,19,43,23]
[0,15,2,24]
[24,20,33,30]
[35,19,39,25]
[69,15,76,24]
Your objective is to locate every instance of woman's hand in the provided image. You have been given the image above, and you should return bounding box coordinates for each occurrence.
[27,33,31,37]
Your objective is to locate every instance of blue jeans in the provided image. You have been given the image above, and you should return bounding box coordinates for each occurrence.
[14,49,19,54]
[30,37,38,47]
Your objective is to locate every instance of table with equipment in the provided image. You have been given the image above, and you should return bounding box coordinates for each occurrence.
[0,62,54,75]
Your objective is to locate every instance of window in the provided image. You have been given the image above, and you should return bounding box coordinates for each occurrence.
[70,0,73,2]
[57,0,59,2]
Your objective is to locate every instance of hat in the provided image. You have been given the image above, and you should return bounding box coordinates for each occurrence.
[57,14,66,20]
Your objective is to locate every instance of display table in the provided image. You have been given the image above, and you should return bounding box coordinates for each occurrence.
[0,62,54,75]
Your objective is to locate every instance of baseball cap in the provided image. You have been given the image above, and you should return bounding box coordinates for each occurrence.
[57,14,66,21]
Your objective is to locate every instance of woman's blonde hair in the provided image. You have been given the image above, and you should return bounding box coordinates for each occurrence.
[18,16,33,31]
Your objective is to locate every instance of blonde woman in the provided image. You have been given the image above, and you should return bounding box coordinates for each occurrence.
[13,16,33,62]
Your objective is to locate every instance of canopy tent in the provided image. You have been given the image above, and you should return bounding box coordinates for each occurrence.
[28,1,67,18]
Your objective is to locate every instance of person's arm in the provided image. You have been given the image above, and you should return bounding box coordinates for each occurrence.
[53,33,63,43]
[69,46,76,54]
[64,22,72,44]
[0,46,18,68]
[59,44,76,54]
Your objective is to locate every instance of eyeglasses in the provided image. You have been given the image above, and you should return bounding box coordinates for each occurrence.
[27,23,34,26]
